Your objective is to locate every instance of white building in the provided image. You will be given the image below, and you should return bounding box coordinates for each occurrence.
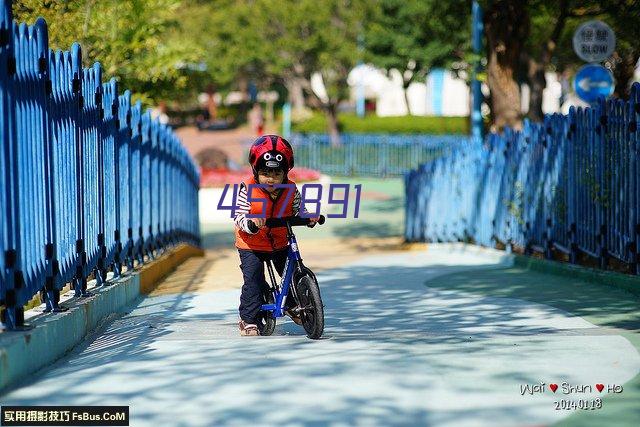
[343,65,584,118]
[346,65,471,117]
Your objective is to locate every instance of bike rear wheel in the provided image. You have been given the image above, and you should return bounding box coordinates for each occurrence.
[296,275,324,339]
[258,287,276,336]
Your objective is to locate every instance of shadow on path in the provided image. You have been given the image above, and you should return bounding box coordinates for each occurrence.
[422,266,640,427]
[2,249,639,427]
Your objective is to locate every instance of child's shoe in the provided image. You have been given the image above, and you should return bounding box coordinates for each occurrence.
[239,320,260,336]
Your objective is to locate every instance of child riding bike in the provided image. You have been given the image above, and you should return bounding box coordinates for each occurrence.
[234,134,319,336]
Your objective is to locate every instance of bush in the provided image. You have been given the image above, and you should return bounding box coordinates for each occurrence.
[168,104,247,128]
[195,148,229,169]
[292,113,469,134]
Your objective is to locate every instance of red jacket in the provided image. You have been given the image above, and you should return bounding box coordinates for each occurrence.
[235,176,296,251]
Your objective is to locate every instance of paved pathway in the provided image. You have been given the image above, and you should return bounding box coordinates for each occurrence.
[2,244,639,427]
[3,176,640,426]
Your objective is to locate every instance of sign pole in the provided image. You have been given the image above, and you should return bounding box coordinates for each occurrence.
[356,33,365,118]
[471,1,483,142]
[282,102,291,139]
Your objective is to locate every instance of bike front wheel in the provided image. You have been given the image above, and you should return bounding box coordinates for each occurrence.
[296,275,324,339]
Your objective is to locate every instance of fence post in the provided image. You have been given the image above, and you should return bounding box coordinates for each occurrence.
[543,120,554,260]
[158,124,167,251]
[596,97,609,270]
[567,107,578,264]
[471,1,484,142]
[149,115,159,257]
[143,110,153,259]
[311,135,318,172]
[37,18,64,313]
[0,0,13,328]
[382,137,389,178]
[0,0,24,329]
[72,48,89,298]
[348,138,355,176]
[631,84,640,274]
[118,90,132,271]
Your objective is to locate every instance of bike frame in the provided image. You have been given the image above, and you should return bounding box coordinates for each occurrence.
[260,225,303,318]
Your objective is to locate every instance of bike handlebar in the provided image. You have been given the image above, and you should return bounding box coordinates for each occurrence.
[247,215,325,233]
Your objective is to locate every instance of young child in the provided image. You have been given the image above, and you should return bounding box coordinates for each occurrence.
[234,134,318,336]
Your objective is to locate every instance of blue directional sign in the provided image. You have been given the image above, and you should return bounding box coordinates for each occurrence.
[574,64,614,103]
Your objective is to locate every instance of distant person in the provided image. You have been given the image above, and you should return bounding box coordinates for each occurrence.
[151,101,169,125]
[248,102,264,135]
[205,84,218,121]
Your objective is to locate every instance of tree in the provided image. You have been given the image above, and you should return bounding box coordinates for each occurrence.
[365,0,470,115]
[201,0,372,144]
[525,0,640,122]
[562,1,640,100]
[13,0,205,105]
[524,0,570,122]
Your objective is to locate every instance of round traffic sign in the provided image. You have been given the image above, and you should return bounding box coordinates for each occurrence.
[574,64,614,103]
[572,20,615,63]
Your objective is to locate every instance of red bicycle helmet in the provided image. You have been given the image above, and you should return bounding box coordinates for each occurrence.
[248,134,294,177]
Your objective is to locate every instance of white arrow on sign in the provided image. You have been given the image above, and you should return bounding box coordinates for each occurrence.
[577,77,611,92]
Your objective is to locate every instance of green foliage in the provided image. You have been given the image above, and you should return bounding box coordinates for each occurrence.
[365,0,471,84]
[12,0,84,48]
[192,0,270,88]
[292,113,469,134]
[526,0,640,72]
[505,181,525,226]
[201,0,372,100]
[13,0,206,104]
[195,0,376,139]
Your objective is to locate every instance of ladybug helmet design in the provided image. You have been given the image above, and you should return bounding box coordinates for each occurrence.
[248,134,294,177]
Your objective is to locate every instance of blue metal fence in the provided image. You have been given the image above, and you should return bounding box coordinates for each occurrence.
[405,83,640,274]
[289,133,468,177]
[0,3,200,330]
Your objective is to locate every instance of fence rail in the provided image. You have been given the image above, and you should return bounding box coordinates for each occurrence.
[290,133,469,177]
[405,83,640,275]
[1,2,200,330]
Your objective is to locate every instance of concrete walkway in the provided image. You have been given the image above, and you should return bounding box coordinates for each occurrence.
[2,244,639,427]
[3,176,640,426]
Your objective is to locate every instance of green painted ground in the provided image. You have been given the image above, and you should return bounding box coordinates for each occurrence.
[423,266,640,426]
[294,175,405,241]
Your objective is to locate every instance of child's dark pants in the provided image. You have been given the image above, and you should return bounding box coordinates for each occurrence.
[238,248,288,324]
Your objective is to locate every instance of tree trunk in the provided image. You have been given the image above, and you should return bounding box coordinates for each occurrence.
[527,0,568,122]
[527,58,545,123]
[487,58,522,131]
[286,78,306,114]
[297,76,342,145]
[324,103,341,146]
[484,0,529,131]
[404,79,412,116]
[237,76,250,124]
[613,51,639,100]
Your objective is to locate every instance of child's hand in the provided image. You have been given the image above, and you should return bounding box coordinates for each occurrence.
[253,217,266,229]
[307,216,319,228]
